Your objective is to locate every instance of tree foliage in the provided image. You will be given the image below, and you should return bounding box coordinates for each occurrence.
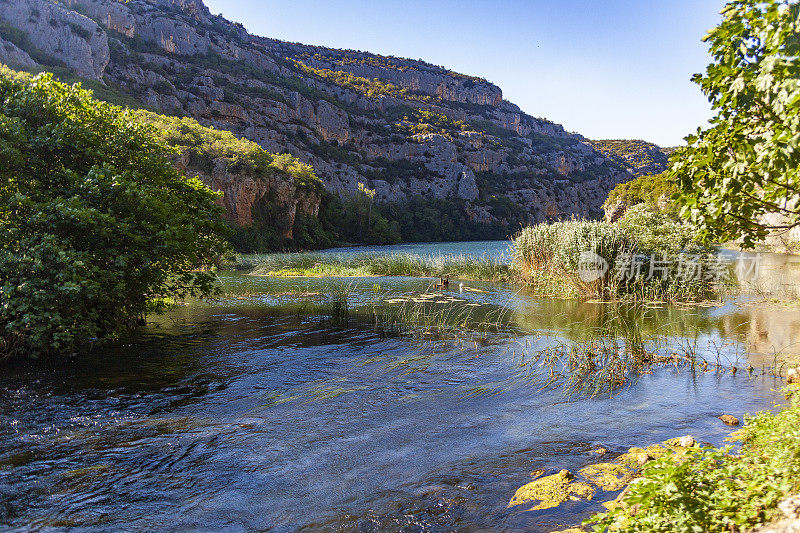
[670,0,800,247]
[0,70,230,358]
[604,172,678,216]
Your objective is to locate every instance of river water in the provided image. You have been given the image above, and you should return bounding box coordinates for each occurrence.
[1,241,796,532]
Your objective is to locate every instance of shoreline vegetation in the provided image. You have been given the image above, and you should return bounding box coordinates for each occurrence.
[584,383,800,532]
[238,251,513,282]
[232,205,735,303]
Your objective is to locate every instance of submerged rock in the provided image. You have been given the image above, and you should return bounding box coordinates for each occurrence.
[509,437,703,516]
[719,414,740,426]
[602,478,646,512]
[507,469,595,511]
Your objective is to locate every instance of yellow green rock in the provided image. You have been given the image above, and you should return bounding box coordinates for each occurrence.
[508,469,595,511]
[615,444,669,469]
[578,462,634,491]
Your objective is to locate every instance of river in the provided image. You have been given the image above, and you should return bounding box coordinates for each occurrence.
[1,241,796,531]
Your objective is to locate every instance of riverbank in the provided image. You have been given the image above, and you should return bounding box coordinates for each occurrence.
[582,379,800,531]
[501,381,800,532]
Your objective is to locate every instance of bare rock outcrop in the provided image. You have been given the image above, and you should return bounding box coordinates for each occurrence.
[0,37,36,68]
[2,0,109,79]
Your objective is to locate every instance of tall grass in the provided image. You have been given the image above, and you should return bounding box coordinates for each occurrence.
[239,252,512,282]
[512,206,730,301]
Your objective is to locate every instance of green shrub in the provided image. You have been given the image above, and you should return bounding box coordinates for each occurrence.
[134,110,323,192]
[589,139,669,173]
[604,172,678,216]
[588,387,800,532]
[0,71,230,358]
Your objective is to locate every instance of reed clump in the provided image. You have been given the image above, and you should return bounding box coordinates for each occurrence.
[512,206,729,301]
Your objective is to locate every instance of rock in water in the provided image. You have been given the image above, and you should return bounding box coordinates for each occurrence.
[507,469,594,511]
[788,367,800,384]
[719,414,740,426]
[664,435,698,448]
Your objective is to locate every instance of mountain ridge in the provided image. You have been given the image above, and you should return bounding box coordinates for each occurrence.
[0,0,670,244]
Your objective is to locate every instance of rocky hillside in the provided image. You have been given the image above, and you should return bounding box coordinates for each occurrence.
[0,0,669,240]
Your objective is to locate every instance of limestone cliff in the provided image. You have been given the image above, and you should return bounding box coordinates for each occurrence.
[0,0,662,236]
[135,110,324,242]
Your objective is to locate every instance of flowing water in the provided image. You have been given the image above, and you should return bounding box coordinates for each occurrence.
[1,242,798,532]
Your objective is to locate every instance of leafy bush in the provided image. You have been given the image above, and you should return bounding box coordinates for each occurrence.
[670,0,800,248]
[0,71,230,358]
[376,196,520,243]
[588,387,800,532]
[604,172,678,216]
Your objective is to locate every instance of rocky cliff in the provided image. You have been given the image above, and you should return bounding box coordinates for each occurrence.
[134,109,324,242]
[0,0,665,237]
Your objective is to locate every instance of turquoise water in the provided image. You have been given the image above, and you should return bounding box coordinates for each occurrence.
[0,242,795,532]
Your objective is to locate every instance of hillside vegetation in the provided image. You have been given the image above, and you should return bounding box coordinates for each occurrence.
[0,0,671,247]
[603,172,678,219]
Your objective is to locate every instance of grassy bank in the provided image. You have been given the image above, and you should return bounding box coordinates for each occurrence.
[238,252,512,282]
[513,206,729,301]
[587,383,800,532]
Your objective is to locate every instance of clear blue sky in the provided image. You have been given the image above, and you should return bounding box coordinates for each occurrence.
[204,0,727,147]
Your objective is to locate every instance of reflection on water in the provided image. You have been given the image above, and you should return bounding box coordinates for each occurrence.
[2,258,799,531]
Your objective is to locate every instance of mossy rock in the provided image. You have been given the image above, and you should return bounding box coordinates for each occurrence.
[508,469,595,511]
[579,462,634,491]
[615,444,669,469]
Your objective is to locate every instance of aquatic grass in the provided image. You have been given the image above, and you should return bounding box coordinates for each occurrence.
[500,299,759,399]
[235,251,512,282]
[309,280,353,328]
[369,288,513,342]
[503,332,749,399]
